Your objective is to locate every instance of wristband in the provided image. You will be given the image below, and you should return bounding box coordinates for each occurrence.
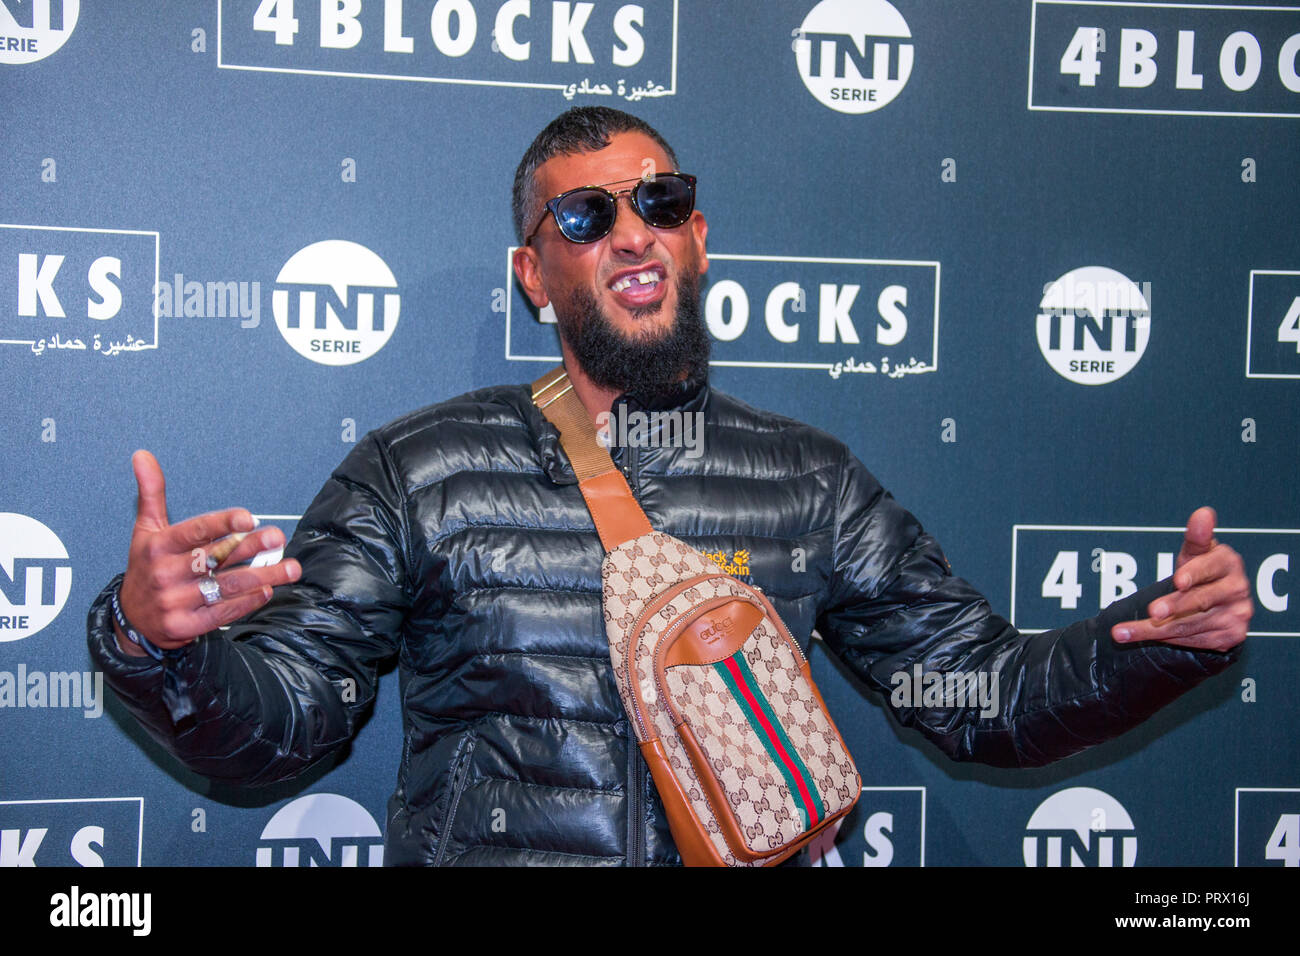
[110,585,187,662]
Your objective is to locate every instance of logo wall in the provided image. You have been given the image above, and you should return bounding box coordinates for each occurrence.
[793,0,914,114]
[1023,786,1137,866]
[0,513,72,642]
[0,0,79,65]
[255,793,384,866]
[271,240,400,366]
[1037,266,1150,385]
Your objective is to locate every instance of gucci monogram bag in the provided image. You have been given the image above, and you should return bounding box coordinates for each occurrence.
[533,368,860,866]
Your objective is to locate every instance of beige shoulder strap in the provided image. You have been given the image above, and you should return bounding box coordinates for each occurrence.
[532,366,653,551]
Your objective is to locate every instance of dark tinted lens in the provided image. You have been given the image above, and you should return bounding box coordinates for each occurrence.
[634,175,693,227]
[554,190,616,242]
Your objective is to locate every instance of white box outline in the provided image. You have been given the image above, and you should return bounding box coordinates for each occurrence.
[1028,1,1300,119]
[217,0,679,95]
[1246,269,1300,379]
[1010,524,1300,635]
[1234,787,1300,866]
[503,249,942,372]
[0,224,160,351]
[0,796,145,866]
[858,785,927,867]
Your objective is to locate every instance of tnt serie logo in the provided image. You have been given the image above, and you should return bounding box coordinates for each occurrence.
[0,513,72,643]
[0,798,143,866]
[255,792,384,866]
[1036,266,1150,385]
[1023,786,1136,867]
[792,0,914,114]
[0,0,79,65]
[271,239,400,366]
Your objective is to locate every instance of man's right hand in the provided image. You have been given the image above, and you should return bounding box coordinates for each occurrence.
[114,450,303,657]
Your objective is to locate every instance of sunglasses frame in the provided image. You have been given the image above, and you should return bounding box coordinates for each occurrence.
[524,171,697,246]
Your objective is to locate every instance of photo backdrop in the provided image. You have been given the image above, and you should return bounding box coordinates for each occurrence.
[2,0,1297,867]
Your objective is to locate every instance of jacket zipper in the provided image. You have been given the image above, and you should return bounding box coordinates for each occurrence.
[627,723,645,867]
[627,441,640,496]
[433,731,477,867]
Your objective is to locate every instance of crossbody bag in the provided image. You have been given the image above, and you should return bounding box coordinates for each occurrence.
[532,367,860,866]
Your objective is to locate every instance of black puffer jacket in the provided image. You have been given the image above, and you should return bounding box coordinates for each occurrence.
[87,378,1237,865]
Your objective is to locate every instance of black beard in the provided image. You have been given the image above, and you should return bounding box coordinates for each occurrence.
[555,270,710,406]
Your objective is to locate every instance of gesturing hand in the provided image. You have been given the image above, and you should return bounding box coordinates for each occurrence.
[114,450,302,656]
[1111,507,1252,653]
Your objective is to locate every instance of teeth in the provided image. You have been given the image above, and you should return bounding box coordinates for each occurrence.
[611,270,662,293]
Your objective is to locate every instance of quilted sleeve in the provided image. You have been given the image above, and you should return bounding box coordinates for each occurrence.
[813,447,1240,768]
[86,431,413,785]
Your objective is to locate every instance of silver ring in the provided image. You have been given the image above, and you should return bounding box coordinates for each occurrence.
[198,576,222,606]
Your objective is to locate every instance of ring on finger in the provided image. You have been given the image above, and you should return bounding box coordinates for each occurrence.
[198,575,222,606]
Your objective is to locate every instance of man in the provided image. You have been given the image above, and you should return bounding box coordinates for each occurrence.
[88,107,1252,866]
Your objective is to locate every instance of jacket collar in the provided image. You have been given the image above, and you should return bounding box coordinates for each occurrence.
[522,371,710,486]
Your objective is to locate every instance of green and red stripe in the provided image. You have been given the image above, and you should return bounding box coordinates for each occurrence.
[712,651,825,832]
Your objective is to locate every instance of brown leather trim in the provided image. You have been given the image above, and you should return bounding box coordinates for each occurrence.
[624,573,727,737]
[578,470,652,550]
[639,738,727,867]
[663,600,764,669]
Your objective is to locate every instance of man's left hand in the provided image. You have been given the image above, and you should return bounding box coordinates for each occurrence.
[1111,507,1252,652]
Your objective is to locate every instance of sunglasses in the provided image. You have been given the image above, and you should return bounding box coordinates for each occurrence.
[525,172,697,245]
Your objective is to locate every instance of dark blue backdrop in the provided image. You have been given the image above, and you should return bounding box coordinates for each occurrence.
[1,0,1296,867]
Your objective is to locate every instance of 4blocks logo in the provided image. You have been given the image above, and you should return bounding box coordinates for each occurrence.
[220,0,678,99]
[809,787,925,867]
[1012,525,1298,637]
[1,225,160,357]
[0,798,143,866]
[1247,269,1300,379]
[507,251,941,379]
[1236,789,1300,867]
[1030,1,1300,118]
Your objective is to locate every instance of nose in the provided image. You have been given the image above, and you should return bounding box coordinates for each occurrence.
[606,191,655,260]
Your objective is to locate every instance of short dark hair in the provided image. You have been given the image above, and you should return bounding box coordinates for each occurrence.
[512,107,680,244]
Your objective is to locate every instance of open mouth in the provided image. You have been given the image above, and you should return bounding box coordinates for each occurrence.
[608,266,666,308]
